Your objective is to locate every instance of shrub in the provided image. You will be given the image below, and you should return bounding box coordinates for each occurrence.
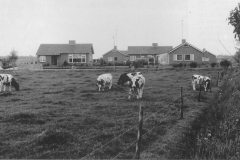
[172,63,183,68]
[189,61,198,68]
[42,63,49,67]
[211,62,217,68]
[220,59,231,68]
[63,60,68,67]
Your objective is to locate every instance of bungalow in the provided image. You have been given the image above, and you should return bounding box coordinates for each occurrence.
[127,43,173,64]
[158,39,217,65]
[36,40,94,66]
[102,46,129,64]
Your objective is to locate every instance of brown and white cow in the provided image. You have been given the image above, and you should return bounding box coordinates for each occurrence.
[96,73,113,91]
[128,74,145,99]
[192,74,211,92]
[0,74,19,92]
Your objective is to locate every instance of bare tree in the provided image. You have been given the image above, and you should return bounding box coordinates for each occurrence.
[8,49,19,66]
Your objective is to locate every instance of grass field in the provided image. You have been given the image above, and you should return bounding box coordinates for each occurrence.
[0,68,220,159]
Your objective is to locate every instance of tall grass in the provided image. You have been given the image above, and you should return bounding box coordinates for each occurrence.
[171,69,240,159]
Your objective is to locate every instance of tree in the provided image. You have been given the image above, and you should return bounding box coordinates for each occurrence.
[8,49,18,66]
[228,3,240,41]
[220,59,231,70]
[234,49,240,63]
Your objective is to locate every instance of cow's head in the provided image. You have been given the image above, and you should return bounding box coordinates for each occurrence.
[96,79,104,89]
[204,78,211,91]
[130,76,144,89]
[11,78,19,91]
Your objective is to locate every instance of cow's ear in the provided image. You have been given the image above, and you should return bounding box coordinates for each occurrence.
[101,79,104,83]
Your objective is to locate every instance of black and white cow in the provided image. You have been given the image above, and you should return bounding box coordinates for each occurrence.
[0,74,19,92]
[96,73,113,91]
[128,74,145,99]
[192,74,211,92]
[117,72,142,86]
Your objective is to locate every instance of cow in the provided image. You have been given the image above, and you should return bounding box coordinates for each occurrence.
[96,73,113,91]
[192,74,211,92]
[0,74,19,92]
[117,72,142,86]
[128,74,145,99]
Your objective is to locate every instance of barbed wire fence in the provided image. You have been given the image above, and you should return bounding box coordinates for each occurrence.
[80,69,229,159]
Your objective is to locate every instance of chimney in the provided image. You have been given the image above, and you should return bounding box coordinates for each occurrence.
[182,39,186,44]
[203,48,206,52]
[69,40,76,45]
[114,46,117,49]
[152,43,158,47]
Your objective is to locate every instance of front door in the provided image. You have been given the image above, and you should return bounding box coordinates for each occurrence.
[52,56,58,65]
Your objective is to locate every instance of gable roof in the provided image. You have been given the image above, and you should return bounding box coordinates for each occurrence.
[203,49,216,57]
[168,41,203,54]
[103,48,129,57]
[36,43,94,56]
[127,46,173,55]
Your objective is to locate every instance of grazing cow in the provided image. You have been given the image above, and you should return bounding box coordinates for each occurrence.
[117,72,142,86]
[128,75,145,99]
[0,74,19,92]
[192,74,211,92]
[96,73,113,91]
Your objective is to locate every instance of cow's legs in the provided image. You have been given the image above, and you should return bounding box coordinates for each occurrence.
[0,83,2,92]
[9,84,11,92]
[3,85,6,91]
[109,80,112,89]
[192,82,196,91]
[136,89,140,99]
[140,87,144,98]
[128,88,132,99]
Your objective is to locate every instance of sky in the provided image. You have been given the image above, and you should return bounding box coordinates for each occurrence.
[0,0,239,58]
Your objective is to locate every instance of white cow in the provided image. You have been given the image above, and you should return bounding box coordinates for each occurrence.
[96,73,113,91]
[128,75,145,99]
[192,74,211,92]
[0,74,19,92]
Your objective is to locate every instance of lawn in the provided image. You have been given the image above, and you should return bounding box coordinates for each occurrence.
[0,68,221,159]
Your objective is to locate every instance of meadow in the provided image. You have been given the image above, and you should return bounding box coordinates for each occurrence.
[0,68,220,159]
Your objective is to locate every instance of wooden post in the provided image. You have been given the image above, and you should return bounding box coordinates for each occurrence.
[216,71,219,87]
[209,76,212,93]
[135,106,143,159]
[198,84,202,102]
[180,87,183,119]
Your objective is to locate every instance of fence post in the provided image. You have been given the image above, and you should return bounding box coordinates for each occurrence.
[180,87,183,119]
[198,84,202,102]
[210,76,212,93]
[216,71,219,87]
[135,105,143,159]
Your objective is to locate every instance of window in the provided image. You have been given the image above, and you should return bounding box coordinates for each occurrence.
[108,57,113,61]
[184,55,191,61]
[114,57,117,61]
[140,55,145,58]
[147,55,153,57]
[177,55,183,61]
[39,56,46,62]
[68,54,86,63]
[130,56,136,61]
[202,57,209,61]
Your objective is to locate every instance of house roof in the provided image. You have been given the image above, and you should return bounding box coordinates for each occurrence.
[203,49,216,57]
[36,43,94,56]
[168,41,203,54]
[127,46,173,55]
[103,48,129,57]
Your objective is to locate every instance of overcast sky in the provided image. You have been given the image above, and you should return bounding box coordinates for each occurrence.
[0,0,239,58]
